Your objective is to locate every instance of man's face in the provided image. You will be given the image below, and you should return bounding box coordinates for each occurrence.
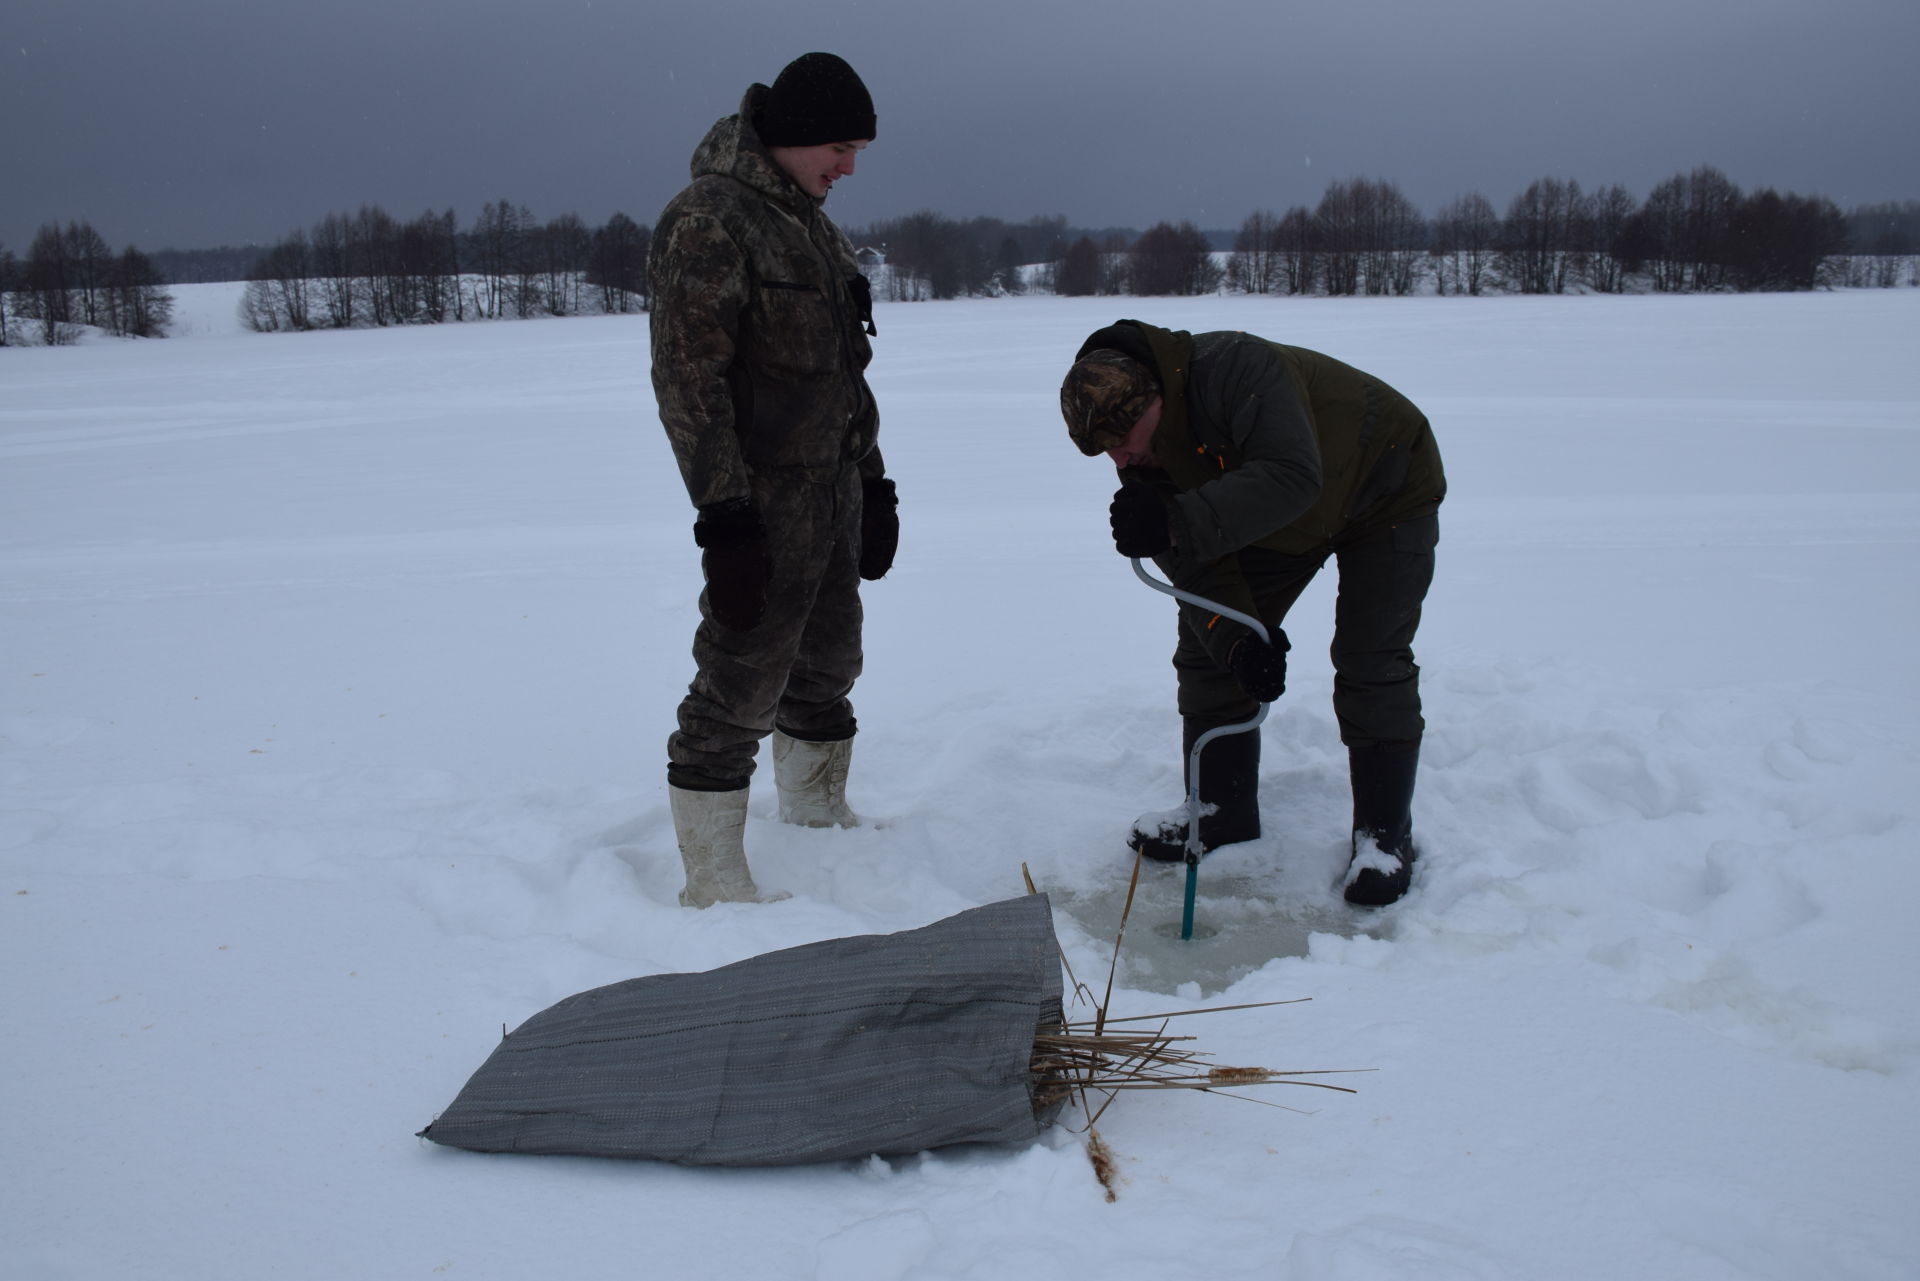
[769,139,870,199]
[1105,398,1163,468]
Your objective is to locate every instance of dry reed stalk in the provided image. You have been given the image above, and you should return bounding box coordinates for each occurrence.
[1031,1019,1361,1117]
[1086,1127,1121,1202]
[1021,861,1367,1128]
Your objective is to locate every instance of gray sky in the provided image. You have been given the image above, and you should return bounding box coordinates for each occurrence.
[5,0,1917,252]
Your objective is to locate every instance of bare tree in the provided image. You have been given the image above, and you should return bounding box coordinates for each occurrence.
[506,204,546,318]
[1579,184,1637,294]
[1633,166,1743,292]
[1798,193,1852,289]
[1055,235,1100,296]
[1315,180,1369,295]
[1128,221,1219,296]
[852,213,1056,299]
[587,212,650,313]
[1227,210,1282,294]
[1500,177,1584,295]
[0,243,17,346]
[954,218,999,296]
[1371,182,1426,296]
[536,212,592,316]
[1097,233,1131,295]
[1430,192,1498,296]
[468,199,529,319]
[992,235,1025,296]
[399,209,461,323]
[10,220,147,341]
[105,246,172,337]
[1682,166,1742,291]
[1307,179,1424,296]
[348,205,400,326]
[1727,189,1848,291]
[866,211,1003,300]
[1626,178,1676,292]
[1275,206,1318,295]
[310,212,356,326]
[20,223,76,344]
[64,221,113,327]
[878,211,960,299]
[240,230,317,332]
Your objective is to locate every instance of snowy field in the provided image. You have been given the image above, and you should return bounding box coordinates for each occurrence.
[4,283,1918,1280]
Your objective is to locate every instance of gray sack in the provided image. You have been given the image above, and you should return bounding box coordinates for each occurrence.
[420,894,1065,1165]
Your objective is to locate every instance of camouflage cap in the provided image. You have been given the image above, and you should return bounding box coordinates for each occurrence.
[1060,349,1158,456]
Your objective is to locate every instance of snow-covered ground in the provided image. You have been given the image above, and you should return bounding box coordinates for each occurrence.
[4,283,1917,1280]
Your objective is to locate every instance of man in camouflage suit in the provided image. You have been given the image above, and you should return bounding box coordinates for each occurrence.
[649,53,894,907]
[1060,320,1445,906]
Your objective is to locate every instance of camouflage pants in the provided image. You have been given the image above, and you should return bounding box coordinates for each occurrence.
[1174,513,1438,743]
[668,465,865,791]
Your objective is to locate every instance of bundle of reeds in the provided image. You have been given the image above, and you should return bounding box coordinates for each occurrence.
[1031,1003,1362,1122]
[1022,860,1363,1137]
[1030,1002,1363,1201]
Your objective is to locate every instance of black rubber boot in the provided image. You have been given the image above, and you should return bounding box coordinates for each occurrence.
[1130,719,1262,863]
[1344,739,1420,906]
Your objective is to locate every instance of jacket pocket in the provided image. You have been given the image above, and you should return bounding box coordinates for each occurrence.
[752,281,837,380]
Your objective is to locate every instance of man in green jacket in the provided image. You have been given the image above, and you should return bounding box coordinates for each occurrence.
[649,53,895,907]
[1060,319,1445,906]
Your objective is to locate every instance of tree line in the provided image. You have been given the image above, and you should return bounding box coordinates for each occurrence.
[848,167,1915,300]
[0,221,173,346]
[5,165,1915,348]
[238,201,650,332]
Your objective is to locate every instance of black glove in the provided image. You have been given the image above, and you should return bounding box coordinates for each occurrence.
[858,476,898,580]
[693,498,770,631]
[1227,630,1289,702]
[1109,485,1173,557]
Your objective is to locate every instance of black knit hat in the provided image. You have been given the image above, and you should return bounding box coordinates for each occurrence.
[757,52,876,147]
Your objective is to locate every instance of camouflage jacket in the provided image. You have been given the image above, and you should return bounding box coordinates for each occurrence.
[649,85,882,510]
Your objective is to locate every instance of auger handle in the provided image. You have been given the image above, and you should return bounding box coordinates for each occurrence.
[1129,559,1271,940]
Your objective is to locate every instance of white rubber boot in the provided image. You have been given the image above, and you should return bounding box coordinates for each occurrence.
[669,785,788,908]
[771,731,860,828]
